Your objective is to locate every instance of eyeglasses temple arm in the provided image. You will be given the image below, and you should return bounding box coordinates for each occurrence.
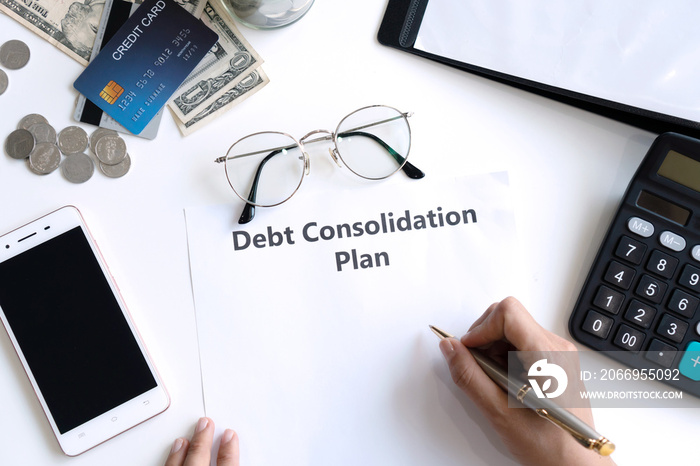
[337,130,425,179]
[238,148,284,224]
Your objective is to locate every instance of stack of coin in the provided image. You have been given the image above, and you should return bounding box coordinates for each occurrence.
[91,128,131,178]
[0,39,31,96]
[4,114,131,182]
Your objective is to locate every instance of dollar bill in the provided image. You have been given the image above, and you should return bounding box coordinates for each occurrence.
[0,0,106,65]
[0,0,207,66]
[168,0,262,122]
[174,68,269,136]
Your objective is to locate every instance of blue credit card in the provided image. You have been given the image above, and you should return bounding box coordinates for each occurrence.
[73,0,218,135]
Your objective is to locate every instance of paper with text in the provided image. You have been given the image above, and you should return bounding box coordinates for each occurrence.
[185,172,523,465]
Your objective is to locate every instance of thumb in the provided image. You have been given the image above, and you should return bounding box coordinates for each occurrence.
[439,338,506,417]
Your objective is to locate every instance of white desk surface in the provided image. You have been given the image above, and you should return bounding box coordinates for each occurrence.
[0,1,694,464]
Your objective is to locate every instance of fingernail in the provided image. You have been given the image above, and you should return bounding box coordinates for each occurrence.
[196,417,209,433]
[171,438,185,454]
[439,338,455,358]
[221,429,235,445]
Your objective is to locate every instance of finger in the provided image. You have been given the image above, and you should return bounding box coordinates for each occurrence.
[216,429,240,466]
[466,302,497,332]
[439,337,506,419]
[164,438,189,466]
[183,417,215,466]
[462,297,543,350]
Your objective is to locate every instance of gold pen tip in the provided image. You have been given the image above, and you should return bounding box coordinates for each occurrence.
[429,325,454,340]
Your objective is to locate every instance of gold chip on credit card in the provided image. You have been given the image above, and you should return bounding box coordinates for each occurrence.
[100,81,124,104]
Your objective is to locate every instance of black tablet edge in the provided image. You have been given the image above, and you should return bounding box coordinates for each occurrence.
[377,0,700,139]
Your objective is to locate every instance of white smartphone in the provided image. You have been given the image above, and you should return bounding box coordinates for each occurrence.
[0,206,169,456]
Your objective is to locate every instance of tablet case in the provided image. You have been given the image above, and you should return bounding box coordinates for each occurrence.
[378,0,700,139]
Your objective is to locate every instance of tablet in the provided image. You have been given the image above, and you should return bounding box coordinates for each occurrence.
[379,0,700,138]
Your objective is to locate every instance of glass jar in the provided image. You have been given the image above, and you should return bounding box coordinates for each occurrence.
[223,0,314,29]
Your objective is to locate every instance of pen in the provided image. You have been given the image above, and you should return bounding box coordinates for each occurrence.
[428,325,615,456]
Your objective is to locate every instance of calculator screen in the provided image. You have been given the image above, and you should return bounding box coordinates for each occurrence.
[657,150,700,192]
[636,190,690,225]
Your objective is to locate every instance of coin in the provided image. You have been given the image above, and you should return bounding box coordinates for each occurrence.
[89,127,118,154]
[61,153,94,183]
[0,40,30,70]
[5,129,34,159]
[58,126,89,154]
[99,154,131,178]
[28,123,57,144]
[94,135,127,165]
[18,114,48,130]
[29,142,61,174]
[0,69,7,96]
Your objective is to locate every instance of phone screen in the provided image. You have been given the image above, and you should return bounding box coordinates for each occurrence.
[0,226,156,434]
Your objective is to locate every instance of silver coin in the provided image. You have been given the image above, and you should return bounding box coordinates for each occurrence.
[18,114,48,130]
[99,154,131,178]
[0,40,30,70]
[29,142,61,174]
[5,129,34,159]
[28,123,57,144]
[57,126,89,155]
[0,69,7,96]
[89,127,118,154]
[94,135,127,165]
[61,152,94,183]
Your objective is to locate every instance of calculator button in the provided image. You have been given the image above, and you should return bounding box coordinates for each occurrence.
[581,310,613,339]
[623,300,656,328]
[659,231,686,252]
[592,286,624,314]
[604,261,636,290]
[615,236,647,264]
[613,324,645,352]
[667,289,699,318]
[678,341,700,381]
[634,274,667,304]
[645,250,678,279]
[656,314,688,343]
[678,264,700,293]
[692,245,700,262]
[644,339,678,368]
[627,217,654,238]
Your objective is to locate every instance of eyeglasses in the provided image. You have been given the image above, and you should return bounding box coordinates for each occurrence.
[215,104,425,224]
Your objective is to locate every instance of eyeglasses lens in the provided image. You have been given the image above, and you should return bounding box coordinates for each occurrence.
[335,106,411,180]
[225,132,304,207]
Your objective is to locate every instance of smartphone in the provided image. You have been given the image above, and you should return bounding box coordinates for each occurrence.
[0,206,169,456]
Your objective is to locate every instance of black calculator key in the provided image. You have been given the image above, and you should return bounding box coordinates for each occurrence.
[679,265,700,293]
[645,250,678,279]
[604,261,636,290]
[644,339,678,368]
[615,236,647,264]
[656,314,688,343]
[634,274,667,304]
[623,300,656,328]
[613,324,645,352]
[592,286,624,314]
[581,310,614,339]
[667,289,699,318]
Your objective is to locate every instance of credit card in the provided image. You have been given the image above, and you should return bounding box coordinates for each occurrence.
[73,0,218,135]
[74,0,164,140]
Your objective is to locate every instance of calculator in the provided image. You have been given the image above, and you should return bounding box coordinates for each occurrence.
[569,133,700,397]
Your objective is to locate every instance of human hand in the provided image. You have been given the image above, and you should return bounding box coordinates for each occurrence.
[164,417,239,466]
[438,297,615,466]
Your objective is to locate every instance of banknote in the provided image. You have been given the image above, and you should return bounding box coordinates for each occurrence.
[0,0,105,65]
[0,0,206,65]
[168,0,262,122]
[174,68,269,136]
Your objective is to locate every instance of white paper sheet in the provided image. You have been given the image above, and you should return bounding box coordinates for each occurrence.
[415,0,700,122]
[185,172,524,465]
